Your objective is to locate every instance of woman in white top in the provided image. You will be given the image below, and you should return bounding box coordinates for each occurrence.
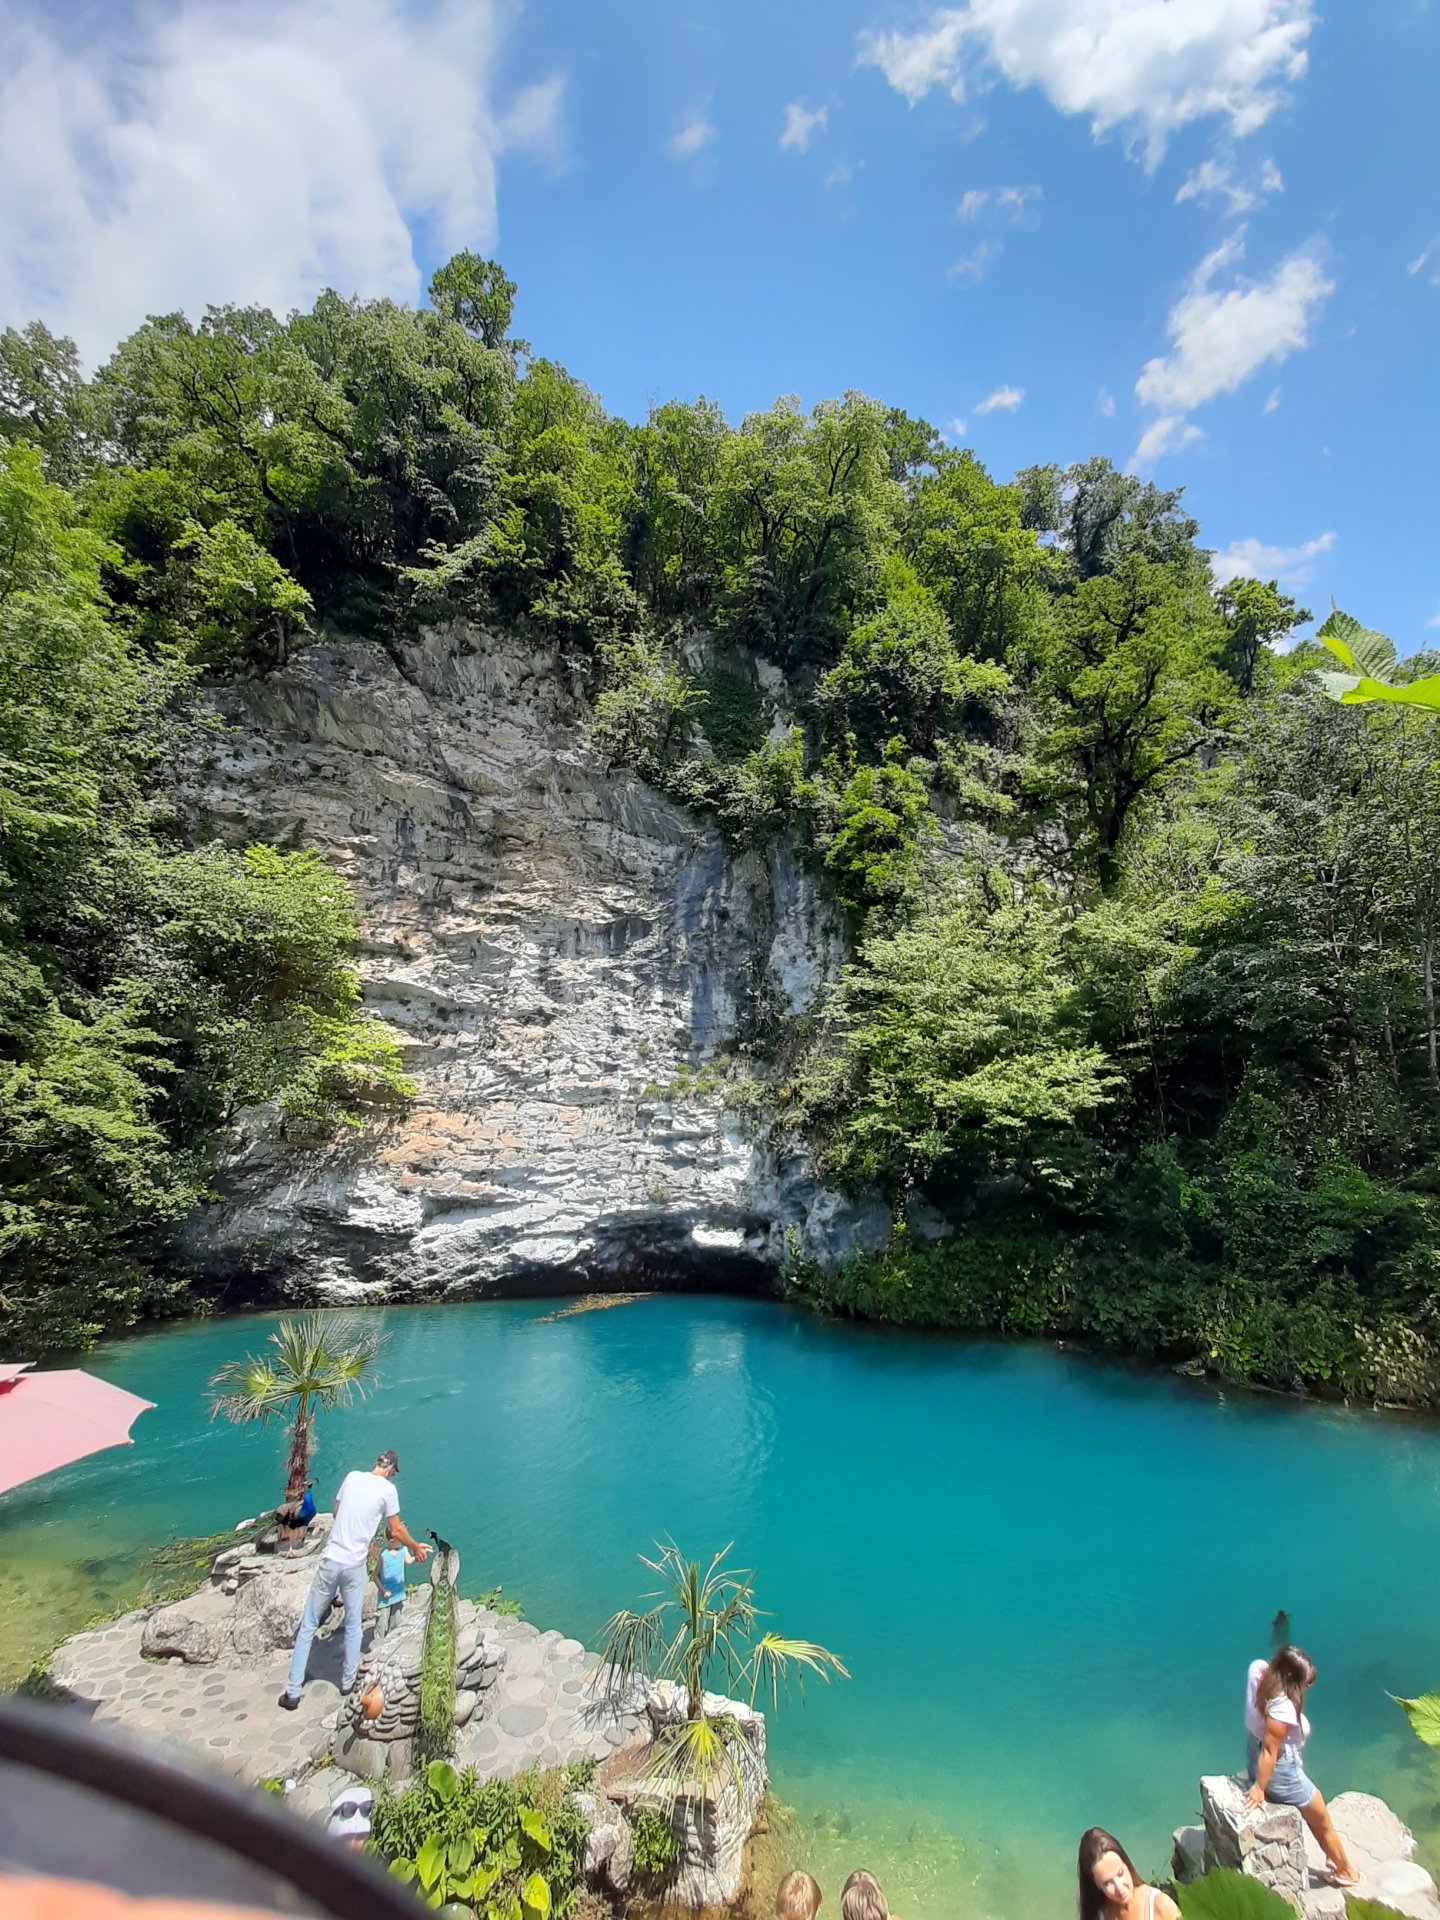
[1077,1828,1179,1920]
[1245,1646,1359,1887]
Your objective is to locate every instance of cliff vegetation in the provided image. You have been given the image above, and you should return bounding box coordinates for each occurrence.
[3,256,1439,1398]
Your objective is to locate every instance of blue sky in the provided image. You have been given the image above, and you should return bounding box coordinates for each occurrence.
[1,0,1436,644]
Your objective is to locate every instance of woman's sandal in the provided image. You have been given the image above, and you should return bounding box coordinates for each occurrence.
[1324,1868,1362,1889]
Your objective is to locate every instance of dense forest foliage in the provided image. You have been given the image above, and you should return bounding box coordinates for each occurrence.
[3,255,1438,1399]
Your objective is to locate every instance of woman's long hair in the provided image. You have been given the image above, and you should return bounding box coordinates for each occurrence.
[1078,1828,1139,1920]
[1255,1645,1316,1726]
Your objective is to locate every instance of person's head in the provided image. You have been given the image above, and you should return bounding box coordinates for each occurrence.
[1255,1645,1316,1724]
[374,1449,400,1479]
[776,1871,823,1920]
[1077,1829,1140,1920]
[327,1784,373,1853]
[840,1871,888,1920]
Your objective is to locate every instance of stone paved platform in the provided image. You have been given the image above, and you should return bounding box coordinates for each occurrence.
[47,1598,648,1810]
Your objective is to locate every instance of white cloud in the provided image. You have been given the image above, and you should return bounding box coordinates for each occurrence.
[1130,416,1205,468]
[1408,238,1440,286]
[995,183,1043,222]
[1175,153,1283,215]
[1263,385,1281,414]
[958,183,1042,224]
[667,110,717,160]
[780,101,828,152]
[857,0,1314,168]
[946,416,969,440]
[947,240,1000,284]
[0,0,564,367]
[1427,605,1440,631]
[1096,386,1116,417]
[976,383,1024,413]
[1210,530,1335,588]
[825,158,860,188]
[1134,229,1333,415]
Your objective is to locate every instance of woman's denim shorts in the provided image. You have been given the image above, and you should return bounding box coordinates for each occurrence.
[1246,1732,1316,1808]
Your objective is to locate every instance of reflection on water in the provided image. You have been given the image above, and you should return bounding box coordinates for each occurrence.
[6,1297,1440,1920]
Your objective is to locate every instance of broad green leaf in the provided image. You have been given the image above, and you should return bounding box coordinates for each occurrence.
[389,1858,417,1884]
[1317,608,1396,679]
[428,1759,461,1802]
[1347,1900,1407,1920]
[522,1870,553,1919]
[1314,670,1361,700]
[519,1806,551,1852]
[416,1834,446,1891]
[1392,1691,1440,1748]
[1177,1868,1296,1920]
[449,1832,475,1876]
[1340,674,1440,713]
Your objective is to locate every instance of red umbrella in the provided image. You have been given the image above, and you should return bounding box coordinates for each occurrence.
[0,1363,155,1496]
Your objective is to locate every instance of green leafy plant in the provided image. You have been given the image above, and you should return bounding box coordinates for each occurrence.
[1392,1691,1440,1748]
[207,1313,387,1508]
[629,1803,678,1881]
[373,1761,587,1920]
[1314,607,1440,713]
[600,1541,848,1800]
[474,1585,526,1619]
[1176,1870,1295,1920]
[419,1555,459,1763]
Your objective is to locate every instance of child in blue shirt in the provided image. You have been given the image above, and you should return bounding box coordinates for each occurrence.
[374,1541,414,1642]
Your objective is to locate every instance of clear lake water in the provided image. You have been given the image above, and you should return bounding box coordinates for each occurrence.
[5,1293,1440,1920]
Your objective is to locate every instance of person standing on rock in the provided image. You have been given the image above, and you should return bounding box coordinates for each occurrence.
[1244,1646,1361,1888]
[1077,1828,1180,1920]
[278,1449,429,1711]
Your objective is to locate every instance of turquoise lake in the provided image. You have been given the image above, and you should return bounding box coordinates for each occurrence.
[5,1293,1440,1920]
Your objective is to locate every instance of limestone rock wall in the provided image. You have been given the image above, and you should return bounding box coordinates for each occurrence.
[176,623,885,1302]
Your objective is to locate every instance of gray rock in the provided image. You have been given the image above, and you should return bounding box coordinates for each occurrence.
[170,625,867,1303]
[1200,1776,1307,1906]
[140,1592,231,1666]
[1173,1826,1206,1884]
[335,1727,388,1782]
[228,1567,311,1658]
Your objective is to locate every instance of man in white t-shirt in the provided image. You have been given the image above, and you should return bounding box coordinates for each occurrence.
[279,1449,430,1710]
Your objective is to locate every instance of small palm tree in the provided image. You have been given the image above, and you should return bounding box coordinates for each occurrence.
[600,1541,848,1796]
[208,1313,387,1508]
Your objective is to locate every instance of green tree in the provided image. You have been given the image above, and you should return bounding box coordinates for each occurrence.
[798,888,1119,1196]
[1214,576,1308,696]
[428,252,519,351]
[208,1312,387,1508]
[0,320,93,484]
[1040,556,1232,889]
[600,1541,847,1795]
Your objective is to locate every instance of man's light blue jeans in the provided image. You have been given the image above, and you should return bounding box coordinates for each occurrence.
[286,1557,367,1698]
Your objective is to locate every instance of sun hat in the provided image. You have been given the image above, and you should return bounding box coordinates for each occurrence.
[328,1784,374,1839]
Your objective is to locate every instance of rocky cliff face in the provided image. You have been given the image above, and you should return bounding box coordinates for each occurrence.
[177,624,890,1304]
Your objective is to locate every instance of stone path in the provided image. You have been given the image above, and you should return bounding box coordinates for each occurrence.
[455,1614,648,1780]
[47,1598,649,1813]
[49,1610,345,1785]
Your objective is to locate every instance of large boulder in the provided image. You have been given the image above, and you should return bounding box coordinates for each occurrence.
[1201,1775,1307,1909]
[140,1587,234,1666]
[228,1566,314,1658]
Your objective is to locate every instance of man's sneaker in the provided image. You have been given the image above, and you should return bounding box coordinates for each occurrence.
[278,1691,300,1711]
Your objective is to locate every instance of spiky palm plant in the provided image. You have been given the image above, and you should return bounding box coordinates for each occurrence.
[600,1542,848,1799]
[207,1313,387,1509]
